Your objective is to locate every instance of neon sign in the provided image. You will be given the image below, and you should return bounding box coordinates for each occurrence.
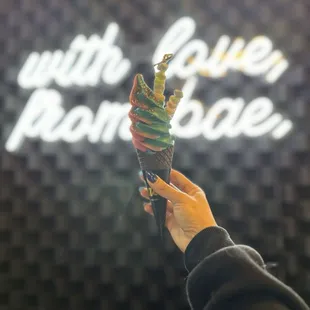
[5,17,293,152]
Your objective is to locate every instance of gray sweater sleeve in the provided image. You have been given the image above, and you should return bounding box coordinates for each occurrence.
[184,226,309,310]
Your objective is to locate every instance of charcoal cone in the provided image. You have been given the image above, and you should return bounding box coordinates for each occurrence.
[136,145,174,239]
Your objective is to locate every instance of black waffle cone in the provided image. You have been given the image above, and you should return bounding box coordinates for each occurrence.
[136,145,174,170]
[136,146,174,240]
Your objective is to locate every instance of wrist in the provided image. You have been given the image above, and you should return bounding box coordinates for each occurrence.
[184,226,235,272]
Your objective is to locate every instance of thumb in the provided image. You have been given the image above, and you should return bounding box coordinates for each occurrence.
[145,171,188,204]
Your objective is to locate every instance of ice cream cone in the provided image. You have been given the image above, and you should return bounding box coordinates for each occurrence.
[129,54,182,240]
[136,146,174,239]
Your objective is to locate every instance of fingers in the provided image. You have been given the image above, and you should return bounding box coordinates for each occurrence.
[170,169,202,195]
[143,202,178,236]
[165,212,178,233]
[143,201,173,217]
[139,169,198,195]
[139,171,181,191]
[139,186,150,199]
[143,202,153,215]
[145,171,188,204]
[139,187,174,213]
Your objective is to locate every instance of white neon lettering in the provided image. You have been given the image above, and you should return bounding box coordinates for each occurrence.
[118,110,132,141]
[101,103,130,143]
[211,37,245,73]
[18,51,64,88]
[29,51,53,87]
[58,106,94,142]
[203,35,232,77]
[17,17,289,89]
[54,50,78,87]
[7,17,293,152]
[152,17,196,78]
[69,35,100,86]
[17,23,131,89]
[101,47,131,85]
[238,98,283,137]
[173,40,208,79]
[5,89,63,151]
[36,105,65,142]
[265,58,289,83]
[87,102,112,143]
[272,119,293,139]
[18,53,38,88]
[171,77,204,137]
[203,98,245,140]
[170,99,205,138]
[5,86,292,152]
[241,36,273,75]
[153,17,289,82]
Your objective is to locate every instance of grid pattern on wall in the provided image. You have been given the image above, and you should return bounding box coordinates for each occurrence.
[0,0,310,309]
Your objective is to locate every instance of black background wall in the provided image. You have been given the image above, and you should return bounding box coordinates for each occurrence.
[1,0,310,309]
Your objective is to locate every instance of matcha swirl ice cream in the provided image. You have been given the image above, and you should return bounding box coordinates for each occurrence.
[129,54,183,154]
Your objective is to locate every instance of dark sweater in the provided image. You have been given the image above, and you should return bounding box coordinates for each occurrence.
[184,226,309,310]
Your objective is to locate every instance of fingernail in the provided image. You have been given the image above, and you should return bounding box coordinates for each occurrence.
[138,186,145,193]
[145,171,157,183]
[143,202,151,209]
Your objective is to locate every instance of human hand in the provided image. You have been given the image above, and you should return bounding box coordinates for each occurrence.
[139,169,217,252]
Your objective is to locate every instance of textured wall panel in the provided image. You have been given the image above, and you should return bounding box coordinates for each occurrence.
[0,0,310,309]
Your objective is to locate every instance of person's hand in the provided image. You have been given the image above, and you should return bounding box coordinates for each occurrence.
[139,169,217,252]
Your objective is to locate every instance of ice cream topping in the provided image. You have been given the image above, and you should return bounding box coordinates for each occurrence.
[129,54,183,154]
